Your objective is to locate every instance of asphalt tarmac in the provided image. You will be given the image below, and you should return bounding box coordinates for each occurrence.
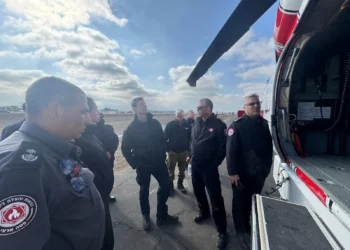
[109,162,278,250]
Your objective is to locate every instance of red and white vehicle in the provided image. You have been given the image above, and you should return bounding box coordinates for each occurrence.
[188,0,350,249]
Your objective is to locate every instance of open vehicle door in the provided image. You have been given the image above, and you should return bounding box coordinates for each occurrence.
[187,0,349,249]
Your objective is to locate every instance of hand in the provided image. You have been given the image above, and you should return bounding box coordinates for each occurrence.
[186,157,191,164]
[229,175,240,186]
[106,152,112,159]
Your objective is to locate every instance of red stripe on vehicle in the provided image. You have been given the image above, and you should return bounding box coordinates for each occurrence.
[274,7,299,55]
[294,166,327,206]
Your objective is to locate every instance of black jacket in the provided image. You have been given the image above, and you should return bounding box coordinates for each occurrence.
[0,119,25,141]
[95,123,119,167]
[190,114,227,167]
[187,117,195,127]
[95,124,119,154]
[164,120,191,153]
[75,125,114,203]
[121,113,166,169]
[226,114,273,178]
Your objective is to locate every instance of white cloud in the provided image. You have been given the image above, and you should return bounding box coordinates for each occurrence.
[0,69,48,105]
[130,49,145,56]
[0,69,47,85]
[146,48,157,54]
[0,1,244,112]
[157,76,165,80]
[130,48,157,56]
[157,64,242,112]
[235,64,275,80]
[232,62,261,72]
[0,0,161,110]
[237,82,267,98]
[3,0,128,29]
[223,29,274,63]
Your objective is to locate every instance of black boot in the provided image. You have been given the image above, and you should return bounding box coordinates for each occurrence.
[177,182,186,193]
[109,195,116,202]
[216,233,227,249]
[193,212,211,223]
[142,214,150,231]
[156,214,179,226]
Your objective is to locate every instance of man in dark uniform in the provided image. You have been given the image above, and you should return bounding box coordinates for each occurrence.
[0,77,105,250]
[164,109,191,194]
[226,93,273,249]
[75,97,115,250]
[0,103,26,141]
[186,110,195,127]
[187,98,228,249]
[121,97,179,231]
[95,112,119,202]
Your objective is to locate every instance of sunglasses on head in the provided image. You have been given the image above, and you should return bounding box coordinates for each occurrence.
[197,105,208,111]
[245,101,261,107]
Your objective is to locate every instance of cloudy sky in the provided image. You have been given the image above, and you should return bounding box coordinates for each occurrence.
[0,0,277,112]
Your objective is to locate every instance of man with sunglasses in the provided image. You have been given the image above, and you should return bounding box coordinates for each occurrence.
[226,93,273,249]
[0,77,105,250]
[187,98,228,249]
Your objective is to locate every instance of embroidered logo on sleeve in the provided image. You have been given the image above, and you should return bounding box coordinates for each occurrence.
[21,149,38,162]
[0,195,37,235]
[228,128,234,136]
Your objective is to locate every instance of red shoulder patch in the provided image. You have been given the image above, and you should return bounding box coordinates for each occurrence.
[228,128,234,136]
[0,195,37,235]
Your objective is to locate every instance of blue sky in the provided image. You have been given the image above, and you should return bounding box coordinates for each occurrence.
[0,0,278,112]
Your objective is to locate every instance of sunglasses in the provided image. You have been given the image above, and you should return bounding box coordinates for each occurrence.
[245,101,261,107]
[197,105,208,111]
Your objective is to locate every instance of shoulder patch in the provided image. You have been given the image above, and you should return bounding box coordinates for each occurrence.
[228,128,234,136]
[0,195,37,235]
[11,141,43,166]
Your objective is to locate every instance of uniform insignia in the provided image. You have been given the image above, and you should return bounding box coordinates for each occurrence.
[21,149,38,162]
[0,195,37,235]
[11,141,42,166]
[228,128,234,136]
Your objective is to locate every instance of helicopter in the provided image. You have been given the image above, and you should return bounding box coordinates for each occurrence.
[187,0,350,249]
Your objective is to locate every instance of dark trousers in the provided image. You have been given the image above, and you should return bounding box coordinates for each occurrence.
[231,175,265,234]
[102,202,114,250]
[192,164,227,234]
[136,164,171,218]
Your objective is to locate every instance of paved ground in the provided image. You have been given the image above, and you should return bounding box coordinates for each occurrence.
[109,163,278,250]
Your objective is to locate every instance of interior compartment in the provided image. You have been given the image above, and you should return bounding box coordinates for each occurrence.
[279,14,350,212]
[289,21,350,158]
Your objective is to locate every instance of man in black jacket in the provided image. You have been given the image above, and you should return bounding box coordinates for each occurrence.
[75,97,115,250]
[187,98,228,249]
[121,97,179,231]
[226,93,273,249]
[164,109,191,194]
[186,110,195,127]
[95,113,119,202]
